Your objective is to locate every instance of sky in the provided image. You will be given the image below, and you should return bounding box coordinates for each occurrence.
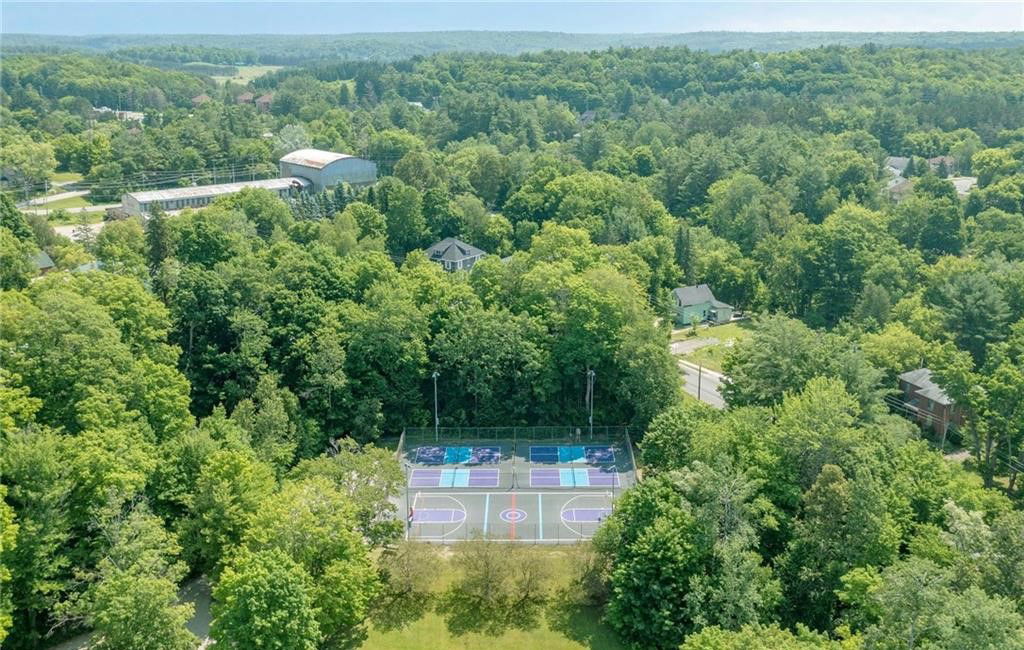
[3,1,1023,35]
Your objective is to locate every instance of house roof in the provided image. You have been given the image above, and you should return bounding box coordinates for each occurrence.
[255,93,273,103]
[236,91,255,101]
[898,368,953,406]
[279,149,353,169]
[125,177,309,203]
[192,94,211,103]
[885,156,910,173]
[425,237,486,263]
[31,249,54,270]
[950,176,978,196]
[672,284,733,309]
[73,260,104,272]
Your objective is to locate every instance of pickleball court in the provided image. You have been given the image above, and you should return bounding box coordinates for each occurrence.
[398,427,637,543]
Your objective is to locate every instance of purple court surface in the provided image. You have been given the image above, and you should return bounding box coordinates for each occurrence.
[529,468,620,487]
[562,508,613,522]
[409,467,500,488]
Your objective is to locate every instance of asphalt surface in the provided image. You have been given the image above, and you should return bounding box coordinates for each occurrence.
[677,360,727,409]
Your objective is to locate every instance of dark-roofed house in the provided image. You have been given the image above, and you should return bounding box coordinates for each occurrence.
[425,237,486,272]
[31,250,55,275]
[255,93,273,112]
[672,284,733,326]
[897,368,963,437]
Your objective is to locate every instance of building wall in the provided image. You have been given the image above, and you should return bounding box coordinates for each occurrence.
[899,380,963,436]
[122,185,301,217]
[712,307,733,323]
[122,194,143,217]
[280,158,378,192]
[676,301,711,325]
[439,254,483,272]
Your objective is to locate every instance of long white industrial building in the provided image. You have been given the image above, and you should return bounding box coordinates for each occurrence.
[120,148,376,216]
[121,177,310,217]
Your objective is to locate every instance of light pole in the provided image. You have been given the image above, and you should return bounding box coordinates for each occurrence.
[432,371,440,440]
[586,369,596,437]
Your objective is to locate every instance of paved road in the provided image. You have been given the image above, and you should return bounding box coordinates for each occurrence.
[22,203,118,217]
[47,577,211,649]
[677,360,727,409]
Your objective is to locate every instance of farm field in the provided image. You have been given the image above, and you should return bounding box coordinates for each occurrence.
[211,64,284,85]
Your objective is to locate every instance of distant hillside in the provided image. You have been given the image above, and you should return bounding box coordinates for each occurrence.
[4,31,1023,64]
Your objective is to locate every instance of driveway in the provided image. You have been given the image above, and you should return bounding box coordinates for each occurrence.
[670,336,719,355]
[677,360,727,409]
[53,221,107,240]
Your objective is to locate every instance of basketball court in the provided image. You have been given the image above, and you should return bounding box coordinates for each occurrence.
[398,427,637,544]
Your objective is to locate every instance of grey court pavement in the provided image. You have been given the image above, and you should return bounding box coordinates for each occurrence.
[678,360,727,409]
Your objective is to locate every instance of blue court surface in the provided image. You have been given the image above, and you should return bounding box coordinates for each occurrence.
[529,445,616,464]
[414,445,502,465]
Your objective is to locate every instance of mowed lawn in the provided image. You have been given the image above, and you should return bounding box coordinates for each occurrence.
[42,195,92,210]
[361,546,625,650]
[51,171,84,184]
[673,319,754,373]
[211,65,284,85]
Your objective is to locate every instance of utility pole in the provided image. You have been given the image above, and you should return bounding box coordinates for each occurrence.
[586,369,596,437]
[697,363,703,402]
[432,371,440,441]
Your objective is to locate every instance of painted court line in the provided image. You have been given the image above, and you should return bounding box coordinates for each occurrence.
[538,493,543,540]
[483,493,490,535]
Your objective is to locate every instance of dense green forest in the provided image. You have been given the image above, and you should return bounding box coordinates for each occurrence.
[4,30,1024,63]
[2,39,1024,649]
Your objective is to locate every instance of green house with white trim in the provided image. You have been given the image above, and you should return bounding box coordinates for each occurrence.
[672,284,733,326]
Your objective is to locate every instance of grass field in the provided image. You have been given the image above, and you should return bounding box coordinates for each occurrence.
[51,171,84,184]
[361,546,624,650]
[673,320,754,373]
[41,196,93,210]
[47,209,103,226]
[211,65,284,85]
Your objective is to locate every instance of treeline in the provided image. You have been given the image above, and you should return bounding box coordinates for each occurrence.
[4,31,1024,63]
[110,45,259,65]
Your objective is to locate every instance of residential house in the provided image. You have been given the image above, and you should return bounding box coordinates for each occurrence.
[191,94,212,107]
[672,284,734,326]
[425,237,486,272]
[928,155,956,176]
[255,93,273,112]
[884,156,910,177]
[235,91,255,105]
[885,176,913,202]
[31,250,55,275]
[897,368,963,437]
